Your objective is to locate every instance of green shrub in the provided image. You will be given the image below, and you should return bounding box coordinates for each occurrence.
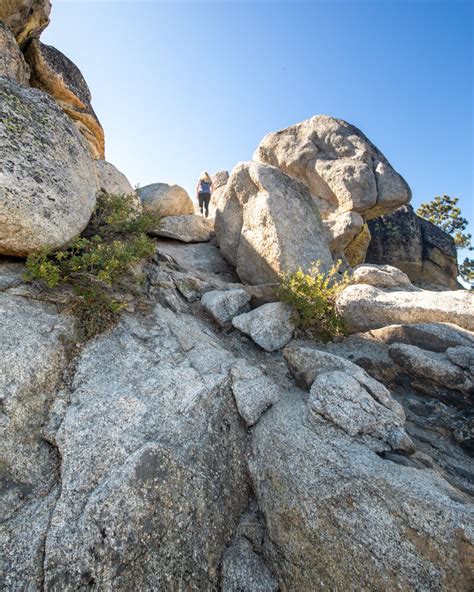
[25,192,160,340]
[279,261,349,341]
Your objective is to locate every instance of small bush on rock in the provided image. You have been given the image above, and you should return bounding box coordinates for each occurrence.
[279,261,349,341]
[25,192,160,340]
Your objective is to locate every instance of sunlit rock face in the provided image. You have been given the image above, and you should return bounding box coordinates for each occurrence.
[25,40,106,159]
[253,114,411,264]
[215,160,333,285]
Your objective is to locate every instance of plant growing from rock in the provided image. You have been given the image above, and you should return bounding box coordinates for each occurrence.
[279,261,349,341]
[25,192,160,340]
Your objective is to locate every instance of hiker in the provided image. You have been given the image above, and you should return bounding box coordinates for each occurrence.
[196,171,213,218]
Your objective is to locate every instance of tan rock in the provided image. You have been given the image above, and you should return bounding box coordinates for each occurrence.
[324,211,364,255]
[215,161,333,284]
[352,264,412,289]
[254,115,411,222]
[337,284,474,333]
[25,40,105,159]
[0,22,30,84]
[138,183,194,217]
[94,160,141,210]
[0,0,51,47]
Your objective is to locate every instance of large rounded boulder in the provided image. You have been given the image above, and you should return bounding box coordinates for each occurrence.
[0,78,98,256]
[138,182,194,217]
[215,161,333,285]
[253,115,411,264]
[254,115,411,221]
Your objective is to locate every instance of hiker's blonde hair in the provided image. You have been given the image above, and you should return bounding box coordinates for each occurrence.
[199,171,212,184]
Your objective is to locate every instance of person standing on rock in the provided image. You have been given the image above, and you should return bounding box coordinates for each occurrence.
[196,171,213,218]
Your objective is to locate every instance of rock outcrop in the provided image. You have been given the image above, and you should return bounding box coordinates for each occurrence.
[337,282,474,333]
[366,205,460,289]
[215,161,333,284]
[25,40,105,159]
[0,77,98,256]
[352,263,413,289]
[0,22,30,84]
[138,183,195,217]
[1,240,473,590]
[0,0,51,47]
[250,394,473,591]
[254,115,411,220]
[253,115,411,264]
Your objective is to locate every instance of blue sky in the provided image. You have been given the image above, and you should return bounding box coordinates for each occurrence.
[44,0,473,238]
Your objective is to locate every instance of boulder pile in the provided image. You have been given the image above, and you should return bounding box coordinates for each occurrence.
[213,114,413,284]
[1,3,473,591]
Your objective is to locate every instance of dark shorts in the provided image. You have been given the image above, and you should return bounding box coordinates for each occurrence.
[198,192,211,212]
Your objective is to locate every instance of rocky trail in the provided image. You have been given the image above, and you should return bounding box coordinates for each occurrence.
[1,237,473,591]
[1,2,473,590]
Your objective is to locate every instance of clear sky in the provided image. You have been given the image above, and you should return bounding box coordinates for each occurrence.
[43,0,472,237]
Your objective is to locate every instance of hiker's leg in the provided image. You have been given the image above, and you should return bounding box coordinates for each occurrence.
[204,194,211,217]
[198,194,204,215]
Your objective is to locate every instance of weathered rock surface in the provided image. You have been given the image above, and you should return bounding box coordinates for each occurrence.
[366,205,460,290]
[0,77,98,256]
[2,248,473,590]
[230,360,283,427]
[220,503,278,591]
[41,306,248,590]
[232,302,295,351]
[254,115,411,220]
[352,263,412,288]
[368,322,474,352]
[337,283,474,333]
[94,160,133,195]
[310,370,414,453]
[215,161,333,284]
[0,292,72,590]
[0,22,30,84]
[284,344,405,417]
[324,210,364,253]
[139,182,194,217]
[209,170,229,217]
[0,0,51,46]
[155,241,239,287]
[311,325,474,495]
[250,395,473,591]
[152,214,213,243]
[201,288,250,327]
[389,343,474,398]
[25,40,105,159]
